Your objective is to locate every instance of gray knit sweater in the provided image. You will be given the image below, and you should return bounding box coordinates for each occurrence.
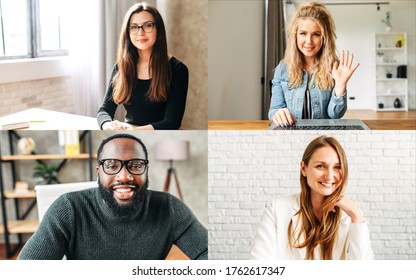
[18,188,207,260]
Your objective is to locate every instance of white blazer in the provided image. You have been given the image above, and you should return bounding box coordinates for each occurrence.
[250,194,374,260]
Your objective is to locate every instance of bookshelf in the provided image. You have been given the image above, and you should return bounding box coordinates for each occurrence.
[373,32,408,111]
[0,130,94,258]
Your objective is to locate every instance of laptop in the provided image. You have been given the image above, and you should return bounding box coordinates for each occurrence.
[267,119,370,130]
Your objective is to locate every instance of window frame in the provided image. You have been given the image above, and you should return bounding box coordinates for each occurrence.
[34,0,68,57]
[0,0,68,60]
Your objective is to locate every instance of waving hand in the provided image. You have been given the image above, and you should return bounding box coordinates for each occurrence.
[332,51,360,96]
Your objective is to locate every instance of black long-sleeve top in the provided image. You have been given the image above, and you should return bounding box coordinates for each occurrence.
[97,57,188,130]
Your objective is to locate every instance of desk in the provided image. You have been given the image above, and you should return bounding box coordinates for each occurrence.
[343,110,416,120]
[0,108,100,130]
[208,110,416,130]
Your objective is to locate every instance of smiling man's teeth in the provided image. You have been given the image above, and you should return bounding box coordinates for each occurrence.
[114,188,133,193]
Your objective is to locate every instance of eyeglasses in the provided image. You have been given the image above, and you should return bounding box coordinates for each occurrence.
[99,159,149,175]
[128,22,155,35]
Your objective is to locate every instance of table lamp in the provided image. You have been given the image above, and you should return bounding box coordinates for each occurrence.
[154,140,190,200]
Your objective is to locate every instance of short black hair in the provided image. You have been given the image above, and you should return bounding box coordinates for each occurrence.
[97,133,148,162]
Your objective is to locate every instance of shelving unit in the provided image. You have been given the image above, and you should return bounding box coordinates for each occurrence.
[0,130,94,258]
[373,32,408,111]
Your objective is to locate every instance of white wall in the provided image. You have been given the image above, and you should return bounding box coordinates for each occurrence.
[208,0,264,120]
[326,0,416,110]
[208,131,416,260]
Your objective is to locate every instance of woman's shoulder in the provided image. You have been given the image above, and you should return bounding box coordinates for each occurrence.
[276,60,288,70]
[110,62,119,77]
[170,56,188,73]
[271,193,299,210]
[273,60,288,78]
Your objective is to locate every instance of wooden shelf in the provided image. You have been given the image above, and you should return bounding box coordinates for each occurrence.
[2,190,36,199]
[0,220,39,234]
[376,108,408,112]
[377,94,406,97]
[376,47,405,51]
[376,78,407,81]
[376,63,406,66]
[1,153,96,161]
[0,131,94,259]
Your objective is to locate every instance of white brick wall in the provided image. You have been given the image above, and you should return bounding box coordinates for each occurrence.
[208,131,416,260]
[0,77,74,116]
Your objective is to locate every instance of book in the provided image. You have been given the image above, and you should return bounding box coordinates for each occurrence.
[14,181,30,194]
[1,121,30,130]
[64,130,80,156]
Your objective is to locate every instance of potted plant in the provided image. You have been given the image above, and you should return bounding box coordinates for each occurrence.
[33,163,60,184]
[386,70,393,78]
[377,51,384,63]
[381,11,392,32]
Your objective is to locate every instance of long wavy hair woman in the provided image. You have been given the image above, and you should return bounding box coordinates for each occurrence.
[268,2,360,127]
[97,2,189,130]
[251,136,373,259]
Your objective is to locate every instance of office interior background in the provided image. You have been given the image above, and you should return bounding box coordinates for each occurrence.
[0,130,208,245]
[0,0,208,129]
[209,0,416,120]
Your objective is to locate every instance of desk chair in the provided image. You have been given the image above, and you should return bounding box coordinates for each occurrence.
[35,182,188,260]
[36,181,96,221]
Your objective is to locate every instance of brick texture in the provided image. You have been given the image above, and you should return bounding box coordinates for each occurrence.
[208,131,416,260]
[0,77,74,116]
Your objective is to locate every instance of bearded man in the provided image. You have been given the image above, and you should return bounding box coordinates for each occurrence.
[18,134,207,260]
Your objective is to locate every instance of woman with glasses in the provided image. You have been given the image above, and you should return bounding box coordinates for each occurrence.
[251,136,373,259]
[269,2,359,127]
[97,2,189,130]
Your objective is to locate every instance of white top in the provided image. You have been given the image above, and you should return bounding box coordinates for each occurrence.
[250,194,374,260]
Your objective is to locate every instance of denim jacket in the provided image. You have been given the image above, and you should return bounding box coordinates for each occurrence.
[268,61,347,120]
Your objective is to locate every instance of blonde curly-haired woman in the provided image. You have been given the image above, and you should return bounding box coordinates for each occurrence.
[269,2,360,127]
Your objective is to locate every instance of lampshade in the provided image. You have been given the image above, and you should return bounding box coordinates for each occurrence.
[154,140,190,161]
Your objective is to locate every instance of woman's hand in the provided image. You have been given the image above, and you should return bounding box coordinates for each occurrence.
[134,124,155,130]
[331,50,360,97]
[272,108,296,127]
[331,194,364,223]
[102,120,132,130]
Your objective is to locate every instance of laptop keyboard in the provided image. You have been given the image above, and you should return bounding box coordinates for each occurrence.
[273,125,365,130]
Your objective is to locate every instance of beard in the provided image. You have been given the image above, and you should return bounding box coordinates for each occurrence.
[98,175,149,217]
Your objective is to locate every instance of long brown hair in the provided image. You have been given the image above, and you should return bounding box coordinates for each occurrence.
[284,2,337,90]
[288,136,349,259]
[112,2,171,104]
